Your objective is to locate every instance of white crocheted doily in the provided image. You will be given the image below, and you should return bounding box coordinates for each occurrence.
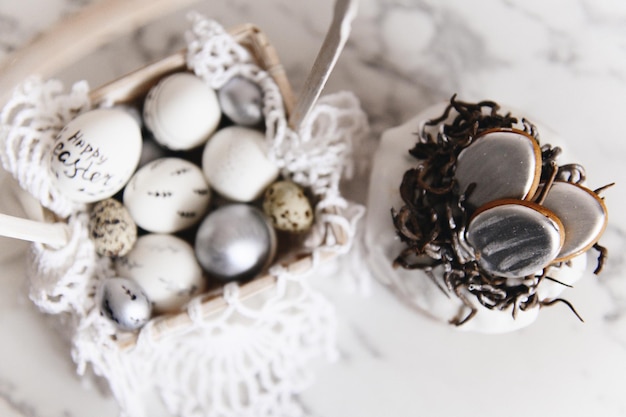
[0,14,368,417]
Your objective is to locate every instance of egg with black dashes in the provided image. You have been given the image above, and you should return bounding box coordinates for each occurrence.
[99,277,152,331]
[88,198,137,257]
[262,180,314,233]
[123,157,211,233]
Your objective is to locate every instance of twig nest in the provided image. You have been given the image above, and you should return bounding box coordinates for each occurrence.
[218,76,264,127]
[263,180,314,233]
[195,204,276,282]
[123,158,211,233]
[143,72,221,150]
[365,97,610,333]
[88,198,137,257]
[201,126,279,202]
[116,234,205,313]
[99,277,152,331]
[49,108,142,203]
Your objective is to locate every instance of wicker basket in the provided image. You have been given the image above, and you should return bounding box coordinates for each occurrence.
[0,4,363,415]
[88,23,347,350]
[1,20,347,343]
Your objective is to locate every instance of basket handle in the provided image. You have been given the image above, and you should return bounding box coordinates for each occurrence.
[0,213,70,248]
[0,0,202,106]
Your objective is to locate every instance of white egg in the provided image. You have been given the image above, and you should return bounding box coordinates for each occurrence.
[143,72,221,151]
[218,76,264,126]
[202,126,279,202]
[116,233,205,313]
[49,108,142,203]
[123,157,211,233]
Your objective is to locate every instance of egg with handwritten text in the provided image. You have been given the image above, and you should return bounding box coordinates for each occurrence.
[49,108,142,203]
[123,158,211,233]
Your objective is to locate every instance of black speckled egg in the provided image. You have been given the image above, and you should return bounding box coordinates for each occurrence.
[88,198,137,257]
[263,181,314,233]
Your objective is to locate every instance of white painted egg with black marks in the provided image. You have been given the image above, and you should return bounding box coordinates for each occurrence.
[202,126,279,202]
[88,198,137,257]
[263,180,314,232]
[49,108,142,203]
[115,233,205,313]
[123,157,211,233]
[143,72,221,150]
[99,277,152,331]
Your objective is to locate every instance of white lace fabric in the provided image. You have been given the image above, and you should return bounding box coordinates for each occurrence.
[0,15,368,417]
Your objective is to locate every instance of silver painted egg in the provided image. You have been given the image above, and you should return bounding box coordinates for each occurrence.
[263,180,314,232]
[88,198,137,257]
[455,128,542,208]
[466,200,564,278]
[218,76,264,126]
[195,204,276,282]
[99,277,152,331]
[540,181,608,262]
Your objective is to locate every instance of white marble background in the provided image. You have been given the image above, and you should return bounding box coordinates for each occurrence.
[1,0,626,416]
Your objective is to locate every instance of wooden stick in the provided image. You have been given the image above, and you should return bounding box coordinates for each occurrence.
[0,213,69,247]
[288,0,357,129]
[0,0,202,106]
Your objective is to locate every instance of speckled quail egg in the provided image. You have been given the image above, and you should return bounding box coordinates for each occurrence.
[262,180,314,233]
[88,198,137,257]
[99,277,152,331]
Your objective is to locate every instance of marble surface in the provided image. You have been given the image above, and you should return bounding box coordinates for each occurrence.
[1,0,626,416]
